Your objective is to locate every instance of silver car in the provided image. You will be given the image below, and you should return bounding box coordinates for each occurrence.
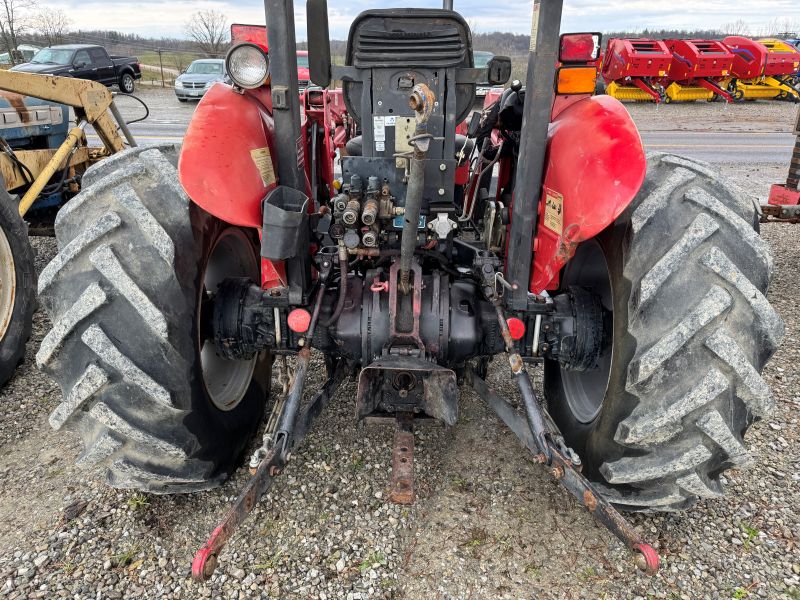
[175,59,228,101]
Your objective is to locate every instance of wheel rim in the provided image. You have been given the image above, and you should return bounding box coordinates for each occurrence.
[199,228,258,411]
[559,240,613,424]
[0,225,16,342]
[122,75,133,92]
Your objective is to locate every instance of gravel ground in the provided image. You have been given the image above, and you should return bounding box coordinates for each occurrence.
[627,100,796,133]
[0,103,799,599]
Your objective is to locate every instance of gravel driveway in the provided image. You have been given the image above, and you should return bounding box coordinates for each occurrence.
[0,103,798,599]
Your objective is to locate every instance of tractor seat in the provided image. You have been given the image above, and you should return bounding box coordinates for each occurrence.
[345,134,475,164]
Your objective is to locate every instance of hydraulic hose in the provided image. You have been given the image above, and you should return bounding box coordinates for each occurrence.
[320,242,348,328]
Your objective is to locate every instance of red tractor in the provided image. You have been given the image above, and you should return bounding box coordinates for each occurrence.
[35,0,783,578]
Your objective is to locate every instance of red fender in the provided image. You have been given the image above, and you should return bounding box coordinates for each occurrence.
[178,83,277,229]
[530,95,646,293]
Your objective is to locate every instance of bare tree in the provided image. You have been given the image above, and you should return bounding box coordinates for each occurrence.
[721,19,750,37]
[185,9,229,57]
[0,0,36,62]
[33,6,70,46]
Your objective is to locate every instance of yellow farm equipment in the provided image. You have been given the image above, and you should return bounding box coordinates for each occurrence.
[722,37,800,101]
[0,71,136,387]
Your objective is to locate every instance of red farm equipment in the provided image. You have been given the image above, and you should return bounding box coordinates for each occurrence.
[660,39,735,103]
[763,105,800,221]
[723,36,800,101]
[601,37,672,103]
[33,0,783,580]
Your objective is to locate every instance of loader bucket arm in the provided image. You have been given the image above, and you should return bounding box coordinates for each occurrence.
[0,71,127,154]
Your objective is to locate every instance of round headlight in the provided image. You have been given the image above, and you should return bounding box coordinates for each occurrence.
[225,43,270,89]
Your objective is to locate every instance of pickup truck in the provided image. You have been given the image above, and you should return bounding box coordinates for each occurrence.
[10,44,141,93]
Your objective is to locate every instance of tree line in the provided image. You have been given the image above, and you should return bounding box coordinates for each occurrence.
[1,1,797,67]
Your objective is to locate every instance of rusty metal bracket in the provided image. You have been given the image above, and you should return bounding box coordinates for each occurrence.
[389,413,415,504]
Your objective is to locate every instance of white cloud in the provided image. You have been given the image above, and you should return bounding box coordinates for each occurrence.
[39,0,800,39]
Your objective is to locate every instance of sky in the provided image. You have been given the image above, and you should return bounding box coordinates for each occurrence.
[48,1,800,40]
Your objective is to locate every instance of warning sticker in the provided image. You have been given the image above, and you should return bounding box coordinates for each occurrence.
[373,116,386,142]
[385,116,397,126]
[529,3,540,52]
[376,141,386,152]
[543,187,563,235]
[250,147,276,187]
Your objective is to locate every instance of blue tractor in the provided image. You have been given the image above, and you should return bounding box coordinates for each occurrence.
[0,73,135,388]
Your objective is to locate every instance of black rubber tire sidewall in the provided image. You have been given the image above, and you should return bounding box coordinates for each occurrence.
[0,191,35,388]
[184,205,271,470]
[119,73,135,94]
[544,226,627,472]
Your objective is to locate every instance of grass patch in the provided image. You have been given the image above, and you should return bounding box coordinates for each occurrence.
[111,546,138,568]
[524,563,541,577]
[451,475,469,492]
[460,527,489,554]
[742,523,759,549]
[138,50,199,72]
[127,493,149,511]
[253,550,283,571]
[358,551,387,573]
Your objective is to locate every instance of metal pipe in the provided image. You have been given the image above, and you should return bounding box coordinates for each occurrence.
[109,101,137,147]
[493,302,550,460]
[399,156,425,294]
[505,0,564,310]
[443,0,453,9]
[399,84,435,294]
[531,314,542,356]
[274,279,327,451]
[18,122,86,217]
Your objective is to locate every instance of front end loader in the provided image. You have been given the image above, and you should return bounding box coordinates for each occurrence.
[0,72,134,388]
[34,0,784,579]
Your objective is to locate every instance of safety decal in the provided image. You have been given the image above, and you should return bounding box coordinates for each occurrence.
[250,147,276,187]
[543,187,563,235]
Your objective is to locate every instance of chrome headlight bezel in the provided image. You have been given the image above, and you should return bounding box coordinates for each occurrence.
[225,43,270,90]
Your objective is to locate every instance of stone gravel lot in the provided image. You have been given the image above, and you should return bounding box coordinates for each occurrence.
[0,101,799,599]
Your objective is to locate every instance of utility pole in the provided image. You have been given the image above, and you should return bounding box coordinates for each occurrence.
[157,48,165,88]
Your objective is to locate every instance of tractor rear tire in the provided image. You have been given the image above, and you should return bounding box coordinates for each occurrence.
[0,189,35,388]
[37,145,271,493]
[545,153,784,511]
